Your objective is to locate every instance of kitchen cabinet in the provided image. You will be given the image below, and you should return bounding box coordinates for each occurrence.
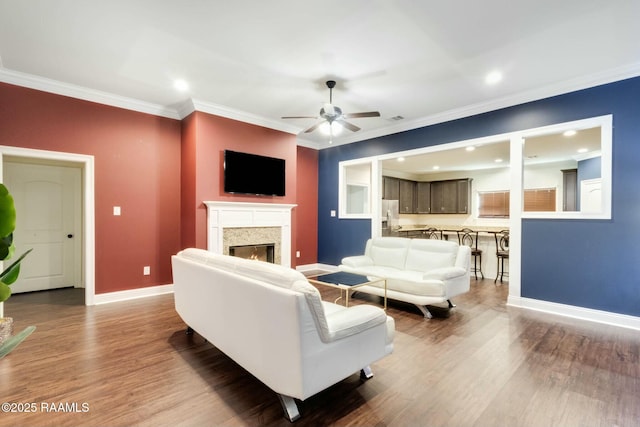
[562,169,577,211]
[399,179,416,213]
[382,176,400,200]
[383,176,471,214]
[416,181,431,213]
[430,178,472,214]
[456,179,471,213]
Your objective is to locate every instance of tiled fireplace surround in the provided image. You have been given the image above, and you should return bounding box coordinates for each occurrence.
[204,201,296,267]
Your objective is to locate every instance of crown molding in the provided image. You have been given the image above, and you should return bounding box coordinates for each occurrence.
[189,98,300,135]
[0,67,181,120]
[2,62,639,149]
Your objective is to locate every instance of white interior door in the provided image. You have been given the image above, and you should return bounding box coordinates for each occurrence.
[3,161,82,293]
[580,178,602,213]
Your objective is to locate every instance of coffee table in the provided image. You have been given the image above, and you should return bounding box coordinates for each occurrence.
[308,271,387,310]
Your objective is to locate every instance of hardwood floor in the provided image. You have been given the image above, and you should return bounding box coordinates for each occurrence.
[1,281,639,426]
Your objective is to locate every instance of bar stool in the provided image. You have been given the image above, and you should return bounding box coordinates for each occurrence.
[457,228,483,279]
[422,227,442,240]
[493,230,509,283]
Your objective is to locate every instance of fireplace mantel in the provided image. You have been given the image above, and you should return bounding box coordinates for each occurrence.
[204,201,297,267]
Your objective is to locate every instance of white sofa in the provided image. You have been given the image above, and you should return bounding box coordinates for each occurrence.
[339,237,471,318]
[171,248,395,422]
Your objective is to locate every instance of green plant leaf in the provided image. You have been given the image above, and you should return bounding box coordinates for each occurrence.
[0,248,32,285]
[0,234,13,260]
[0,281,10,303]
[0,326,36,359]
[0,184,17,239]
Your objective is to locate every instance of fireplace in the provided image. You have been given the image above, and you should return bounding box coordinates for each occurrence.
[229,243,275,263]
[205,201,296,267]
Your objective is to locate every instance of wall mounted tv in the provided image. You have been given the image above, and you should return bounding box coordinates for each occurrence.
[224,150,286,196]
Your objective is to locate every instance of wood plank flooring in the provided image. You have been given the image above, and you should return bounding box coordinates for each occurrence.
[1,280,639,427]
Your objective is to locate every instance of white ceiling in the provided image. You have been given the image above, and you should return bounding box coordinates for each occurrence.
[1,0,639,149]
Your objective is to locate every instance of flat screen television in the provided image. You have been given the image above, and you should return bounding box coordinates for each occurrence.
[224,150,286,196]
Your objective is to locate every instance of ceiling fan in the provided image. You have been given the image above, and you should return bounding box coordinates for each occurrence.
[282,80,380,140]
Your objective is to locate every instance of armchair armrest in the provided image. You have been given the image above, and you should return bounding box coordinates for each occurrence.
[325,305,387,342]
[340,255,374,268]
[422,267,467,281]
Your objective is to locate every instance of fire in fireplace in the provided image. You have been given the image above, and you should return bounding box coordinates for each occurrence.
[229,243,275,263]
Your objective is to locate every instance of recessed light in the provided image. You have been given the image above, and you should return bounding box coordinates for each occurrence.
[466,146,476,152]
[174,79,189,92]
[433,166,440,170]
[485,70,503,85]
[495,158,503,163]
[397,157,405,162]
[577,148,588,153]
[563,130,577,137]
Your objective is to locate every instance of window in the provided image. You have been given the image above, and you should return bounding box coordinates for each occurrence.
[478,190,509,218]
[480,188,556,217]
[524,188,556,212]
[339,160,374,218]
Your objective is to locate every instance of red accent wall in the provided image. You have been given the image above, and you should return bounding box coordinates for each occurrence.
[1,82,320,297]
[0,82,182,294]
[295,146,319,265]
[180,111,301,261]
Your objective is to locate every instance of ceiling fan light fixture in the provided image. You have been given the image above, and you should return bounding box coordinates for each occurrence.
[319,121,343,136]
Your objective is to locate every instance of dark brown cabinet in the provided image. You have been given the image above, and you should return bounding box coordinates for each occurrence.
[416,181,431,213]
[456,179,471,213]
[399,179,416,213]
[430,178,472,214]
[382,176,400,200]
[382,176,471,214]
[562,169,577,211]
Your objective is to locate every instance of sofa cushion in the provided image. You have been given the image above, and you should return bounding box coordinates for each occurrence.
[178,248,240,273]
[404,239,458,272]
[367,237,410,270]
[233,256,307,289]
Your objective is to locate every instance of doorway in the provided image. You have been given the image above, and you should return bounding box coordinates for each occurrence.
[0,146,95,306]
[3,159,83,295]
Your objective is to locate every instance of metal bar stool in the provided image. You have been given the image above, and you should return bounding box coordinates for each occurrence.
[493,230,509,283]
[422,227,443,240]
[457,228,484,279]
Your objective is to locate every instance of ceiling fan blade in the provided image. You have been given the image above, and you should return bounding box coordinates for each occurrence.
[303,121,325,133]
[343,111,381,119]
[336,119,361,132]
[281,115,317,119]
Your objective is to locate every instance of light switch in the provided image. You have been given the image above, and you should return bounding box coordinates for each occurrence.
[330,210,336,217]
[113,206,121,216]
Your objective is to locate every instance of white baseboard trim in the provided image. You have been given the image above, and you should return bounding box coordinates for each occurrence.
[508,295,640,331]
[295,263,339,273]
[93,284,174,305]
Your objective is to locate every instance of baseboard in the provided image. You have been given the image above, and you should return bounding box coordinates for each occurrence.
[295,263,339,273]
[508,295,640,331]
[93,284,174,305]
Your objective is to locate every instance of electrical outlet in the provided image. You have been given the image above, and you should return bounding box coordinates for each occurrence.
[143,266,150,275]
[114,206,121,216]
[330,210,336,217]
[296,251,301,258]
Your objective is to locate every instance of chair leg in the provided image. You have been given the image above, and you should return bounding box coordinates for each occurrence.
[473,255,478,280]
[479,253,484,279]
[277,394,301,422]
